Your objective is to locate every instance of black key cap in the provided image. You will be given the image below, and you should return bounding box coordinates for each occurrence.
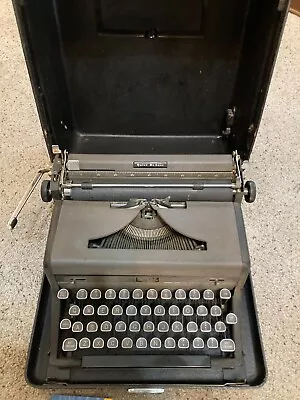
[62,338,77,352]
[97,305,109,316]
[207,337,218,349]
[193,337,204,349]
[189,289,200,300]
[215,321,226,332]
[178,338,189,349]
[57,288,69,300]
[83,305,94,316]
[220,339,235,352]
[203,289,214,300]
[119,288,130,300]
[76,289,88,300]
[60,318,71,330]
[226,313,238,324]
[72,321,83,333]
[79,337,91,349]
[69,305,80,316]
[90,289,101,299]
[86,321,98,332]
[105,289,116,300]
[93,337,104,349]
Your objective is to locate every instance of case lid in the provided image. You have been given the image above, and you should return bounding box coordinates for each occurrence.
[13,0,289,160]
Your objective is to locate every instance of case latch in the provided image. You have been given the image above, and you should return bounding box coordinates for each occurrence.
[222,107,236,136]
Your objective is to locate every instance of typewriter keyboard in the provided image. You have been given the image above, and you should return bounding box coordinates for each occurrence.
[57,288,237,358]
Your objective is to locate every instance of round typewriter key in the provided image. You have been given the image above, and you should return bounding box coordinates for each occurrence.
[143,321,155,332]
[83,305,94,316]
[215,321,226,333]
[161,289,172,300]
[86,321,98,332]
[210,305,222,317]
[115,321,127,332]
[107,337,119,349]
[90,289,101,299]
[171,321,183,333]
[119,288,130,300]
[140,305,151,316]
[62,338,77,352]
[154,305,165,316]
[196,305,208,317]
[122,337,133,349]
[79,337,91,349]
[189,289,200,300]
[105,289,116,300]
[129,321,140,332]
[193,337,205,349]
[220,288,231,300]
[69,305,80,316]
[60,319,71,330]
[175,289,186,300]
[200,321,211,333]
[187,321,198,333]
[207,337,218,349]
[183,305,194,316]
[72,321,83,333]
[226,313,238,325]
[158,321,169,332]
[57,288,69,300]
[76,288,88,300]
[164,337,176,349]
[168,305,180,316]
[220,338,235,352]
[150,337,161,349]
[132,288,143,300]
[101,321,112,332]
[136,337,147,349]
[112,305,123,316]
[147,289,158,300]
[203,289,214,300]
[178,337,189,349]
[93,337,104,349]
[97,305,109,316]
[126,305,137,316]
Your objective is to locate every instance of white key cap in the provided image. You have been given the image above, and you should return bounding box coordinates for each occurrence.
[140,305,151,316]
[76,289,88,300]
[112,305,123,316]
[158,321,169,332]
[72,321,83,332]
[207,337,218,349]
[168,305,180,316]
[210,305,222,317]
[83,305,94,316]
[226,313,238,325]
[90,289,101,299]
[69,305,80,316]
[143,321,155,332]
[200,321,211,332]
[115,321,126,332]
[93,337,104,349]
[122,337,133,349]
[172,321,183,332]
[126,305,137,316]
[161,289,172,300]
[132,288,143,300]
[60,318,71,330]
[189,289,200,300]
[62,338,77,352]
[79,337,90,349]
[97,305,109,316]
[86,321,98,332]
[119,289,130,300]
[196,305,208,316]
[164,337,176,349]
[183,305,194,316]
[107,337,118,349]
[193,337,204,349]
[220,288,231,300]
[57,288,69,300]
[220,338,235,352]
[175,289,186,300]
[129,321,141,332]
[136,337,147,348]
[101,321,112,332]
[154,305,165,316]
[150,337,161,349]
[178,337,189,349]
[203,289,214,300]
[147,289,158,300]
[187,321,198,333]
[215,321,226,332]
[105,289,116,300]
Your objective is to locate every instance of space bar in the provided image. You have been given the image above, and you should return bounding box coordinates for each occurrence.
[82,355,211,368]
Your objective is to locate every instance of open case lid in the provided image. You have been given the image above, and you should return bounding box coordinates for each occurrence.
[13,0,289,160]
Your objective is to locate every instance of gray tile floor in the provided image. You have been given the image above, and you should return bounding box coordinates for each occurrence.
[0,1,299,399]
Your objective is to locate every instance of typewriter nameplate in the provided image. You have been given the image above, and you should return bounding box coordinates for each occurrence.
[133,161,168,168]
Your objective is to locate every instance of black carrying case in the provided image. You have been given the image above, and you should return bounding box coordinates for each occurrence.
[12,0,290,389]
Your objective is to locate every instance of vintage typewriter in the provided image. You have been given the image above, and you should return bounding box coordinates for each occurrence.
[10,0,289,390]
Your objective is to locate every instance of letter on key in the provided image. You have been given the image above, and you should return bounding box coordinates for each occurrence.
[57,288,69,300]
